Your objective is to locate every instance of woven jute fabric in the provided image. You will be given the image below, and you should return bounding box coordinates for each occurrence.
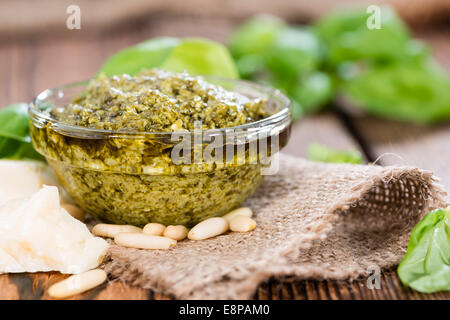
[103,154,447,299]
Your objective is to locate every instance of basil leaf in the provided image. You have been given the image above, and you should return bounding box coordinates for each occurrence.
[307,143,363,164]
[266,27,322,79]
[98,37,180,76]
[0,103,43,161]
[315,6,412,66]
[161,38,239,79]
[229,15,284,60]
[398,207,450,293]
[100,37,238,79]
[229,16,330,117]
[229,15,285,80]
[234,54,267,79]
[0,103,31,142]
[0,137,43,160]
[288,72,333,114]
[340,63,450,124]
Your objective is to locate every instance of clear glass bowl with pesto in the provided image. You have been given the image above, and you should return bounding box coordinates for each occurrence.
[29,70,291,227]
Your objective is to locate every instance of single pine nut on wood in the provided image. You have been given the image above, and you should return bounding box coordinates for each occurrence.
[188,217,229,240]
[114,233,177,249]
[222,207,253,223]
[48,269,107,299]
[92,223,142,238]
[143,223,166,236]
[163,225,188,240]
[230,216,257,232]
[61,204,85,221]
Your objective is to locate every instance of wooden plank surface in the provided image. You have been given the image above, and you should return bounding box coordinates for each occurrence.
[351,118,450,201]
[0,19,449,300]
[2,268,450,300]
[282,113,363,159]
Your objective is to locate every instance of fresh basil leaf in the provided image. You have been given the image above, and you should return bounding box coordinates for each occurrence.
[255,77,304,121]
[266,27,322,78]
[0,137,43,160]
[230,16,330,116]
[340,63,450,124]
[398,207,450,293]
[0,103,43,161]
[264,71,332,118]
[229,15,284,60]
[100,37,239,79]
[315,6,412,66]
[307,143,363,164]
[288,72,333,114]
[0,103,31,142]
[234,54,267,79]
[98,37,180,76]
[161,38,239,79]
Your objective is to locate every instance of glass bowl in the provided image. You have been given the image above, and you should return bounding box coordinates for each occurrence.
[29,77,291,227]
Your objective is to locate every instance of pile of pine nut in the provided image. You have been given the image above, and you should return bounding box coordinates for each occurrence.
[90,207,256,249]
[47,207,256,299]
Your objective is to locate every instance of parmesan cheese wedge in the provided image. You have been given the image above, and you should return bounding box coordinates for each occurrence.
[0,160,70,205]
[0,186,108,274]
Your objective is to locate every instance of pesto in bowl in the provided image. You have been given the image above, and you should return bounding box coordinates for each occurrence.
[29,70,291,227]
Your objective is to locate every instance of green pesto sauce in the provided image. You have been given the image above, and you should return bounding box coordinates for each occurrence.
[51,69,267,132]
[32,70,272,227]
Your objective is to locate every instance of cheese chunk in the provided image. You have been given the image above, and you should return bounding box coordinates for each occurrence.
[0,186,108,274]
[0,160,69,205]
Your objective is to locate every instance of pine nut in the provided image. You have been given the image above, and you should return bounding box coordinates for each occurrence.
[163,225,188,240]
[61,204,85,221]
[114,233,176,249]
[143,223,166,236]
[48,269,107,299]
[222,207,253,223]
[92,223,142,238]
[229,216,257,232]
[188,217,228,240]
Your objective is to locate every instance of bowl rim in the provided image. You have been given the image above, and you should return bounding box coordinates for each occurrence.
[29,76,291,139]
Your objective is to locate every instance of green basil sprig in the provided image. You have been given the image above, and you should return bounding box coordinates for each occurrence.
[340,63,450,124]
[229,15,330,120]
[99,37,239,79]
[98,37,180,77]
[307,143,363,164]
[0,103,43,160]
[315,7,415,67]
[398,206,450,293]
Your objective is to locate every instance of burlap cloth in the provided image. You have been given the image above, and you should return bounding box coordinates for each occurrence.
[103,154,447,299]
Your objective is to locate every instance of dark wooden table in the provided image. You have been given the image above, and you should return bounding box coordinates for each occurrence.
[0,18,449,300]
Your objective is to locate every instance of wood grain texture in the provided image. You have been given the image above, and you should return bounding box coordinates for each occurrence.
[0,17,449,301]
[351,117,450,201]
[3,269,449,300]
[0,275,19,300]
[282,113,364,160]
